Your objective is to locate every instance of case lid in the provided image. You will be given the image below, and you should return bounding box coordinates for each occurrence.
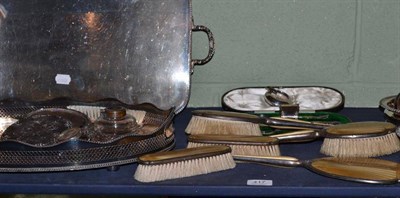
[222,86,345,112]
[0,0,214,113]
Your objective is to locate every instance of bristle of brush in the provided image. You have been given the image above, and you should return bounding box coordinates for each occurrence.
[126,109,146,124]
[134,147,236,183]
[67,105,146,124]
[67,105,104,121]
[187,142,280,156]
[320,133,400,157]
[185,116,262,136]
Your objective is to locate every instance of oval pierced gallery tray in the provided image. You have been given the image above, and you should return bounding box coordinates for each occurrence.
[0,0,214,172]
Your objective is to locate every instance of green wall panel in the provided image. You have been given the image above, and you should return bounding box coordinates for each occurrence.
[189,0,400,107]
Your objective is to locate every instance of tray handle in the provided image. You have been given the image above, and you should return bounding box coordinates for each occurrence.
[191,25,215,68]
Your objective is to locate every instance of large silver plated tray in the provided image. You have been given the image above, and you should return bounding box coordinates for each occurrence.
[0,0,214,171]
[0,0,214,112]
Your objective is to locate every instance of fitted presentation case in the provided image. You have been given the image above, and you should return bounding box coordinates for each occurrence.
[0,0,214,172]
[222,86,349,135]
[222,86,345,113]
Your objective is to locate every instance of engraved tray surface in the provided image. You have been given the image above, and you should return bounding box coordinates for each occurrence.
[0,0,213,171]
[0,0,197,112]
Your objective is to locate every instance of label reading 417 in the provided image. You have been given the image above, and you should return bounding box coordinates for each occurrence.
[247,180,273,186]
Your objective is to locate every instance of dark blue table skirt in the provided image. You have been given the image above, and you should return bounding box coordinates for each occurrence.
[0,107,399,197]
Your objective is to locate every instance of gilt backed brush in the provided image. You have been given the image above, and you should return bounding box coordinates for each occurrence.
[271,121,400,157]
[185,110,333,136]
[188,122,399,158]
[233,155,400,184]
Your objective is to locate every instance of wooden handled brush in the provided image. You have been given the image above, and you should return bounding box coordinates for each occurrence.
[185,110,333,136]
[187,134,281,156]
[232,155,400,184]
[270,121,400,157]
[134,145,236,183]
